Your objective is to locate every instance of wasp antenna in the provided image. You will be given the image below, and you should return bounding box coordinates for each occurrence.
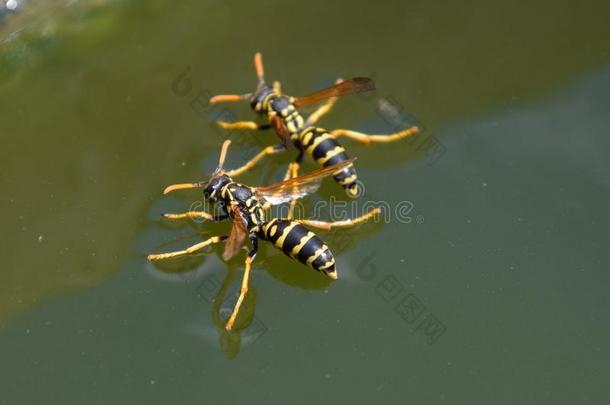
[162,182,204,195]
[254,52,265,85]
[217,140,232,170]
[210,93,252,104]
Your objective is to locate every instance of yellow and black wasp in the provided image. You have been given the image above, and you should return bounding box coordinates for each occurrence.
[148,140,379,330]
[210,52,421,197]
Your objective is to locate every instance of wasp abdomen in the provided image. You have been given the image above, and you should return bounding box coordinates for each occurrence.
[259,219,337,279]
[299,127,359,196]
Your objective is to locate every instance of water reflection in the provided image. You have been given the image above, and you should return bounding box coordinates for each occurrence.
[146,256,264,359]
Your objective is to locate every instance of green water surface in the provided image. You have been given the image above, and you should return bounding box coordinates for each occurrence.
[1,1,609,404]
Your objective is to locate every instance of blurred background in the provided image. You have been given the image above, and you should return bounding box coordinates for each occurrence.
[1,0,609,404]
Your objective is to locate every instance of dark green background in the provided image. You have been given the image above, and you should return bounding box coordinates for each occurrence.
[1,0,609,404]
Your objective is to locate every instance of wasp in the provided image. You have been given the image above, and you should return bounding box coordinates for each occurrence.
[209,52,421,197]
[148,140,379,330]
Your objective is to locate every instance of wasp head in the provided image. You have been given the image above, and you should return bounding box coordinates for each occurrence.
[249,86,275,114]
[203,174,231,203]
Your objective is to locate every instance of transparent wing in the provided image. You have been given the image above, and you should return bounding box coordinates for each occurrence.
[255,159,355,205]
[258,183,321,205]
[293,78,375,107]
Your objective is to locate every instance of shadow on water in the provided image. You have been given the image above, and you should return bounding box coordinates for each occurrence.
[146,256,263,360]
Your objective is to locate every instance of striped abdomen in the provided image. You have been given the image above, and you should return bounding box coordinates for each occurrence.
[258,218,337,279]
[298,127,361,197]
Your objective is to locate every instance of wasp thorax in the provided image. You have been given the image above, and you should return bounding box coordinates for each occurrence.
[270,96,292,117]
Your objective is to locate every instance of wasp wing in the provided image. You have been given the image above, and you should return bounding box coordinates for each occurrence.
[222,205,248,261]
[271,115,292,147]
[293,78,375,107]
[255,159,355,205]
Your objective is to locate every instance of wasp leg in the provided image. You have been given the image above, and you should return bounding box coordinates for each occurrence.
[330,126,420,144]
[273,80,282,94]
[282,162,294,180]
[216,121,272,131]
[147,235,227,261]
[162,212,228,221]
[305,78,343,126]
[286,162,301,220]
[280,156,302,220]
[283,150,305,219]
[225,240,258,330]
[162,211,214,221]
[225,144,287,177]
[297,208,380,230]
